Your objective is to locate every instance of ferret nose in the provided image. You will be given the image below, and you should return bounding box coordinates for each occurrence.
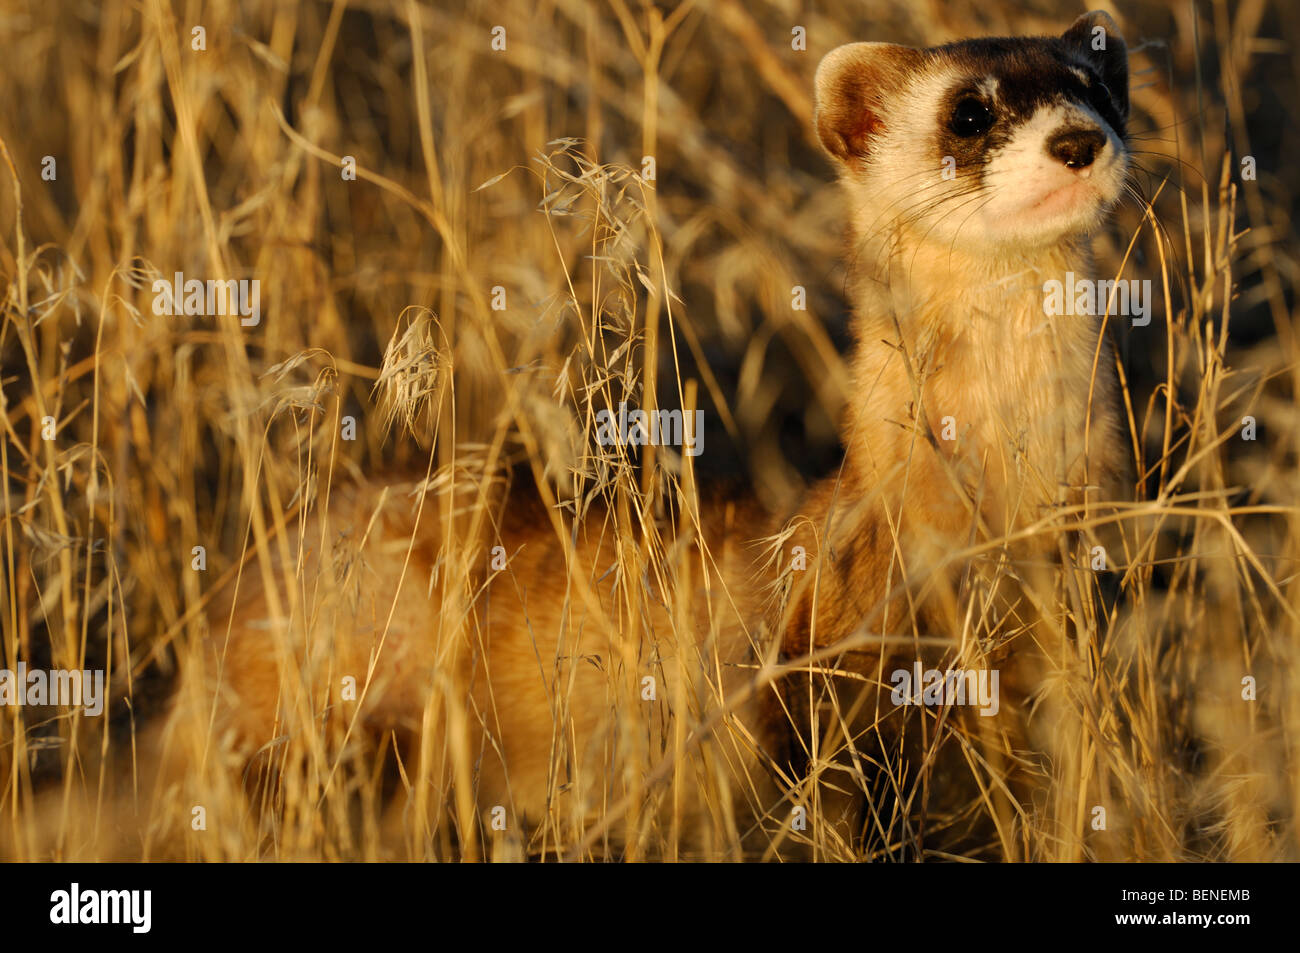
[1047,128,1107,169]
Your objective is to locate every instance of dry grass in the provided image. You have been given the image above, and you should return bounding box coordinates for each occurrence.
[0,0,1296,861]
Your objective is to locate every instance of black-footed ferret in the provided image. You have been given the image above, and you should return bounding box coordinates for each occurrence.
[787,11,1132,668]
[27,11,1132,861]
[771,8,1131,853]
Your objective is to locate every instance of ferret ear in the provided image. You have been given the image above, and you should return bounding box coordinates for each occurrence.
[1061,10,1129,119]
[814,42,922,165]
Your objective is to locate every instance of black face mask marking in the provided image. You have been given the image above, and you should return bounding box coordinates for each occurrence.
[1077,68,1126,139]
[929,38,1128,177]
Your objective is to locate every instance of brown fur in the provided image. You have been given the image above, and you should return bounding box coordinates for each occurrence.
[28,13,1129,861]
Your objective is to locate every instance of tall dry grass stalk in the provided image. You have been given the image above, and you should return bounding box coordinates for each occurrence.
[0,0,1295,860]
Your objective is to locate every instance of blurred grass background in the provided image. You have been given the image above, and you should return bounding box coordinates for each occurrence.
[0,0,1297,860]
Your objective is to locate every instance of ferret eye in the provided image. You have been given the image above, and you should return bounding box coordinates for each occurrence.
[949,98,994,137]
[1087,81,1113,114]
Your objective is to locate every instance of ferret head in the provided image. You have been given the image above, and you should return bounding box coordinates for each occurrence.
[815,11,1129,253]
